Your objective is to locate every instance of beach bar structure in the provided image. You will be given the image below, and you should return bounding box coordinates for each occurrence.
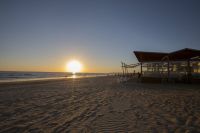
[122,48,200,83]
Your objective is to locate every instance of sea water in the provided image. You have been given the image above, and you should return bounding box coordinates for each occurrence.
[0,71,106,82]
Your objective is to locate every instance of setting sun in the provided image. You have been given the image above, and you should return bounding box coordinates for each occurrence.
[66,60,82,74]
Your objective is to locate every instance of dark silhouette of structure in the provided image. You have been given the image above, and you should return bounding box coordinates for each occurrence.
[121,48,200,83]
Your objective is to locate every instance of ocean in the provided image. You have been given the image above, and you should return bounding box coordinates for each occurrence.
[0,71,107,82]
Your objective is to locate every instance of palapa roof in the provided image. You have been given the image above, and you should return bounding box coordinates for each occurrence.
[134,48,200,62]
[168,48,200,61]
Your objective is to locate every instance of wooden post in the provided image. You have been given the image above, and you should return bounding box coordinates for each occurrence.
[125,64,127,75]
[167,60,170,82]
[141,62,143,74]
[123,63,125,76]
[187,59,191,83]
[121,62,124,76]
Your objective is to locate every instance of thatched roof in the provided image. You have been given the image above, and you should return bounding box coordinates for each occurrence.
[134,48,200,62]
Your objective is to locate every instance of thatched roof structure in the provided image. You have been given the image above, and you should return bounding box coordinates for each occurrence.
[134,48,200,62]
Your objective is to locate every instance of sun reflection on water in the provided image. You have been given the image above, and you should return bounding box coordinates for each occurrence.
[72,74,76,78]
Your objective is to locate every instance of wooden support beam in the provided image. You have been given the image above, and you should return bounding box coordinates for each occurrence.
[187,59,191,83]
[167,60,169,82]
[121,62,124,76]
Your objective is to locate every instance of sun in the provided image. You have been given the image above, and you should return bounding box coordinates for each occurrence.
[66,60,82,74]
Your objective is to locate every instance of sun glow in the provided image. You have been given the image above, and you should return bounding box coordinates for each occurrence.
[66,60,82,74]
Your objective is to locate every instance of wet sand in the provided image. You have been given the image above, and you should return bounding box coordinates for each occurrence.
[0,77,200,133]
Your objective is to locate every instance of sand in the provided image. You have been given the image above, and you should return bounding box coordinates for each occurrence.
[0,77,200,133]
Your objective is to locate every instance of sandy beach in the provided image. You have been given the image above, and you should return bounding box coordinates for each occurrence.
[0,77,200,133]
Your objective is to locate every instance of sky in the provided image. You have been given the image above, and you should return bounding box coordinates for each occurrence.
[0,0,200,72]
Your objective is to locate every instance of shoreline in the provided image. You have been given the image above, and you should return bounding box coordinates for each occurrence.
[0,75,107,84]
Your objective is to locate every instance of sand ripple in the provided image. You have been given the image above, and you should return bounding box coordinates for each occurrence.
[0,77,200,132]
